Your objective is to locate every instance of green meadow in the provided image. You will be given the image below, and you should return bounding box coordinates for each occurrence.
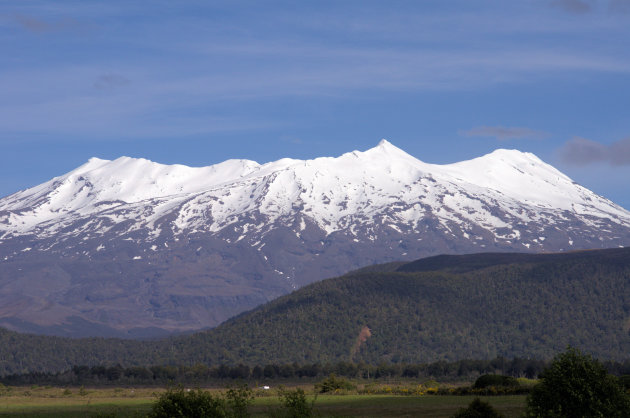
[0,386,526,417]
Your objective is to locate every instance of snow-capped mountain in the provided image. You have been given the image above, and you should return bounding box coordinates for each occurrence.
[1,140,629,337]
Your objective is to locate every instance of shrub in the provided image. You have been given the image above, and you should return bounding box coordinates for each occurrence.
[265,387,317,418]
[473,374,519,389]
[148,385,252,418]
[619,375,630,390]
[437,385,530,396]
[315,374,355,393]
[452,398,504,418]
[226,385,254,418]
[275,388,317,418]
[525,347,630,418]
[516,377,538,387]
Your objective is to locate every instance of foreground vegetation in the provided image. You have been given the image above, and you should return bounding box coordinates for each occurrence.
[1,347,627,417]
[1,348,628,417]
[0,386,527,417]
[525,348,630,417]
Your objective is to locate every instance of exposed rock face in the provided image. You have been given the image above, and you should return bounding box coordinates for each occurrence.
[1,140,629,337]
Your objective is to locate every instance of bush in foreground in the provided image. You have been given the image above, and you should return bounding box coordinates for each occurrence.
[452,397,504,418]
[525,347,630,418]
[269,387,317,418]
[148,385,252,418]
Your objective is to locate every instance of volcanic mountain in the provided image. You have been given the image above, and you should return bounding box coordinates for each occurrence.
[1,140,629,337]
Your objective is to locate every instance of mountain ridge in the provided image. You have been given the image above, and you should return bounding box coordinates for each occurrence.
[4,140,628,240]
[1,141,630,337]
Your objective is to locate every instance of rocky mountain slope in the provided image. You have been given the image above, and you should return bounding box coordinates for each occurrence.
[1,140,629,337]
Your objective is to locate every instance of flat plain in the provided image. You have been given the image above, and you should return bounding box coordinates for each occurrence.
[0,386,526,417]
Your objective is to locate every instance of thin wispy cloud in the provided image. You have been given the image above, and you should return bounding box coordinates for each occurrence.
[93,74,130,90]
[280,136,305,145]
[0,92,280,140]
[551,0,630,14]
[609,0,630,13]
[14,14,82,33]
[462,126,550,141]
[560,136,630,166]
[551,0,593,14]
[0,45,628,142]
[2,1,630,144]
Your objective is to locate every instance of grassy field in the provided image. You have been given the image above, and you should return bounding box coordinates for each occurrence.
[0,386,527,417]
[0,386,154,417]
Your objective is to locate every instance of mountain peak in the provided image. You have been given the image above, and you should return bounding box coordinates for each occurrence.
[360,139,422,164]
[87,157,109,164]
[3,140,630,337]
[374,138,404,153]
[483,148,542,163]
[446,148,550,171]
[377,138,394,147]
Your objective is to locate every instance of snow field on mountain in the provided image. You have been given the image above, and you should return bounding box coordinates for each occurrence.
[1,140,630,241]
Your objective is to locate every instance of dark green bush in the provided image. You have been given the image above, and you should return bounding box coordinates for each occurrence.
[225,385,254,418]
[452,397,504,418]
[619,375,630,390]
[277,388,316,418]
[315,374,355,393]
[148,385,252,418]
[265,387,317,418]
[525,347,630,418]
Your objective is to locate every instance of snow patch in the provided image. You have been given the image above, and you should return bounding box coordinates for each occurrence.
[1,140,630,247]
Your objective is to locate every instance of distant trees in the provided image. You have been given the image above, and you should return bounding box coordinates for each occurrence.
[0,356,595,387]
[4,352,630,390]
[525,347,630,417]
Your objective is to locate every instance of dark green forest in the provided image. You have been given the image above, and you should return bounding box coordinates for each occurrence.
[2,247,630,375]
[0,357,550,387]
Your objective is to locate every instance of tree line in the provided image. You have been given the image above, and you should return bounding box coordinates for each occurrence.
[6,355,630,386]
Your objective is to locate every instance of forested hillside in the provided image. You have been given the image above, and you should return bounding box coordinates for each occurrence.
[176,247,630,365]
[2,247,630,375]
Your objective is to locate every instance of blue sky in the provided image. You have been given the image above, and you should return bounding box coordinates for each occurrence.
[2,0,630,208]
